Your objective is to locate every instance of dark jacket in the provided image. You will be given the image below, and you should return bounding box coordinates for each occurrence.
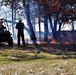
[16,21,24,35]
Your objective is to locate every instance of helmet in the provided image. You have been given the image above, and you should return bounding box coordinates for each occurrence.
[19,18,22,22]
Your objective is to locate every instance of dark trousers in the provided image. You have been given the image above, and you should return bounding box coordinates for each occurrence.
[17,33,25,46]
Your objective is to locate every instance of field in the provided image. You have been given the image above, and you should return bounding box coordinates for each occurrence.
[0,44,76,75]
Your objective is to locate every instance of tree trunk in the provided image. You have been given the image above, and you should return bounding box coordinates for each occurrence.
[22,0,37,42]
[44,15,48,42]
[54,17,58,38]
[11,1,14,38]
[72,20,74,31]
[58,21,62,37]
[48,14,55,38]
[39,16,41,40]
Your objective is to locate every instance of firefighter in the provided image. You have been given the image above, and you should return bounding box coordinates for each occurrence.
[16,19,25,46]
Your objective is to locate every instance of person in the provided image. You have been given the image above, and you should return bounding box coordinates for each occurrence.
[0,19,5,30]
[16,19,25,46]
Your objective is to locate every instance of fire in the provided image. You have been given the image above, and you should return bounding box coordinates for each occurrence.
[50,39,56,44]
[50,39,60,44]
[62,41,74,44]
[50,39,74,44]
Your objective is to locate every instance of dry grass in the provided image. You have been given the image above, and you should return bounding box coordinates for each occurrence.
[0,44,76,75]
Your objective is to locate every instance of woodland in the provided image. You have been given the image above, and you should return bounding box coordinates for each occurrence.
[0,0,76,44]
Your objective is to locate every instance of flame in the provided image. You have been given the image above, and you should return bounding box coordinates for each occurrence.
[50,39,60,44]
[50,39,74,44]
[50,39,56,44]
[62,41,74,44]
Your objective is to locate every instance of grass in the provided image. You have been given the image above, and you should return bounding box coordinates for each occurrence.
[0,44,76,75]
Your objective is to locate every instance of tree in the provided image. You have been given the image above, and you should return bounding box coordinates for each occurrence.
[22,0,37,42]
[1,0,76,42]
[1,0,37,42]
[0,0,21,38]
[34,0,76,39]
